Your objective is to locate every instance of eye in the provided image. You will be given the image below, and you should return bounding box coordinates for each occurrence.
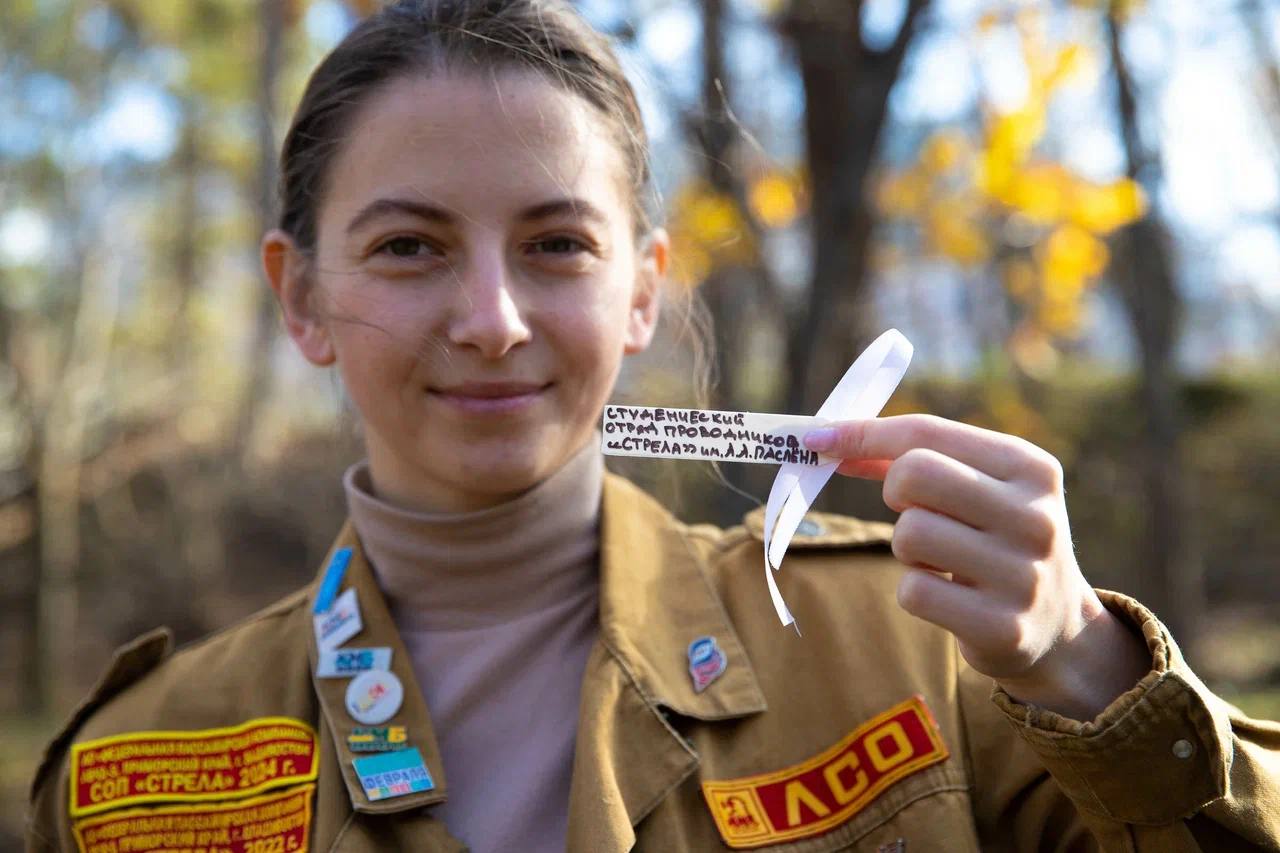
[527,236,589,255]
[376,236,433,258]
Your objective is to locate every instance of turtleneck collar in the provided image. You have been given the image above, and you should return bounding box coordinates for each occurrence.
[342,439,603,632]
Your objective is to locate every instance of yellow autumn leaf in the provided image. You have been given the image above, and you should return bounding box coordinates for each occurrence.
[1038,224,1108,313]
[977,146,1016,200]
[1046,43,1087,88]
[685,192,741,246]
[1039,296,1083,335]
[998,163,1071,223]
[749,173,800,228]
[1069,178,1146,234]
[924,200,991,266]
[987,105,1047,169]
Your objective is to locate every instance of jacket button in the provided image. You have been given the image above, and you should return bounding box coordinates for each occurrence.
[1171,739,1194,759]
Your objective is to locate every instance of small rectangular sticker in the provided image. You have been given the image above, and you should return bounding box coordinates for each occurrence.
[313,586,362,651]
[73,783,314,853]
[602,405,833,466]
[316,646,392,678]
[69,717,319,818]
[353,747,434,802]
[701,696,948,849]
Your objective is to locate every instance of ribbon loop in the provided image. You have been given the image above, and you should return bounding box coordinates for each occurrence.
[763,329,913,631]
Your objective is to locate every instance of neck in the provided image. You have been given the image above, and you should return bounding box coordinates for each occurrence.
[343,439,604,631]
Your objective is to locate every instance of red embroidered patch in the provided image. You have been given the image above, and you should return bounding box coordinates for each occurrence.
[701,696,948,849]
[73,784,314,853]
[70,717,318,818]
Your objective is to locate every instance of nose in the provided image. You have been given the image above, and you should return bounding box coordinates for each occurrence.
[446,249,532,359]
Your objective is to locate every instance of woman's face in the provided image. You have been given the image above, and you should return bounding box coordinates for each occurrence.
[268,71,665,512]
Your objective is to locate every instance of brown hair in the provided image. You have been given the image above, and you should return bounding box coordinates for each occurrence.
[276,0,655,250]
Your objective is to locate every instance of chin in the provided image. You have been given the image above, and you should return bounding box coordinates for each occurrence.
[448,441,554,496]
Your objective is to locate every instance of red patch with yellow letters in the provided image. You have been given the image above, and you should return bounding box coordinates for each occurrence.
[70,717,319,818]
[701,696,948,849]
[72,783,315,853]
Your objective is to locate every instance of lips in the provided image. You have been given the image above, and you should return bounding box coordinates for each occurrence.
[435,381,548,397]
[428,381,550,415]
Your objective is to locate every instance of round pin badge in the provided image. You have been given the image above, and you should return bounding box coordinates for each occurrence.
[345,669,404,725]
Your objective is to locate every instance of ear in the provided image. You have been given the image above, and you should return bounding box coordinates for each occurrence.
[625,227,667,355]
[262,229,335,366]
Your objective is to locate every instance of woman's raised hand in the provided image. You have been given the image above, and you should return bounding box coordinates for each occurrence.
[803,414,1151,720]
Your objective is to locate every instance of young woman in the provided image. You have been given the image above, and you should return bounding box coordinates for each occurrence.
[27,1,1279,851]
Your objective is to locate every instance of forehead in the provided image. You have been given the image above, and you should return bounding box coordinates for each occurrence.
[321,69,629,226]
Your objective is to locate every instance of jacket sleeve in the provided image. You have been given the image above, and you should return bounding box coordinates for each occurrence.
[959,590,1280,851]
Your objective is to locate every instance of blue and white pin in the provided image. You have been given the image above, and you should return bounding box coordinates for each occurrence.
[688,636,727,693]
[313,547,363,651]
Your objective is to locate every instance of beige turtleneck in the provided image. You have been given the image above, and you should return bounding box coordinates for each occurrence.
[343,441,603,853]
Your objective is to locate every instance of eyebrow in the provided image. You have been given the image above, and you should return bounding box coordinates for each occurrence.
[345,196,610,235]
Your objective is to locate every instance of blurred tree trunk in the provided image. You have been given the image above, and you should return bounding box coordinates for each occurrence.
[692,0,784,517]
[779,0,926,519]
[165,99,225,632]
[698,0,742,411]
[780,0,926,416]
[39,220,122,713]
[168,100,201,366]
[234,0,285,460]
[1105,10,1202,648]
[0,291,41,714]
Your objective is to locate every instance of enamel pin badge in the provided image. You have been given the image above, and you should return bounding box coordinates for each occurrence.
[353,747,434,802]
[316,647,393,679]
[345,670,404,725]
[688,636,727,693]
[603,329,913,631]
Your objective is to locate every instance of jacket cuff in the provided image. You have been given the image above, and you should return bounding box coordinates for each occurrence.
[989,589,1231,825]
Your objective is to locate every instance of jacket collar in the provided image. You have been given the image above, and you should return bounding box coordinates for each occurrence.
[307,522,448,815]
[564,474,768,852]
[307,471,768,828]
[597,473,767,720]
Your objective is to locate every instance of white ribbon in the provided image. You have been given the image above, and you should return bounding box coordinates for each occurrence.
[762,329,913,632]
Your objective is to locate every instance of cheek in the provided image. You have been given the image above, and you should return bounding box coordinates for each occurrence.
[548,291,631,368]
[327,287,430,360]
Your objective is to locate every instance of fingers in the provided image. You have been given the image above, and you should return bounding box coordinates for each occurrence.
[895,568,996,641]
[882,447,1021,531]
[891,507,1026,591]
[835,458,892,480]
[807,414,1048,483]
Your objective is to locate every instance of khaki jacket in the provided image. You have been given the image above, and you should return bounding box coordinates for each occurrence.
[26,473,1280,852]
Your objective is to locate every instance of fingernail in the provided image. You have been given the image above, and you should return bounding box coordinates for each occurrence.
[803,427,836,452]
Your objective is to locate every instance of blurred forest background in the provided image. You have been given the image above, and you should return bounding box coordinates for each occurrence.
[3,0,1280,843]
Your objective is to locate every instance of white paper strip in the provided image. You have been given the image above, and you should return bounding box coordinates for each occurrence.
[602,406,837,466]
[598,329,913,633]
[763,329,913,631]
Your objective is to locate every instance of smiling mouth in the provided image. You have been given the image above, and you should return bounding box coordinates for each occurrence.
[428,382,551,415]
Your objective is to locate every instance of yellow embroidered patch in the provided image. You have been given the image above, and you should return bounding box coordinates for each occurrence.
[73,783,315,853]
[70,717,319,818]
[701,696,948,849]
